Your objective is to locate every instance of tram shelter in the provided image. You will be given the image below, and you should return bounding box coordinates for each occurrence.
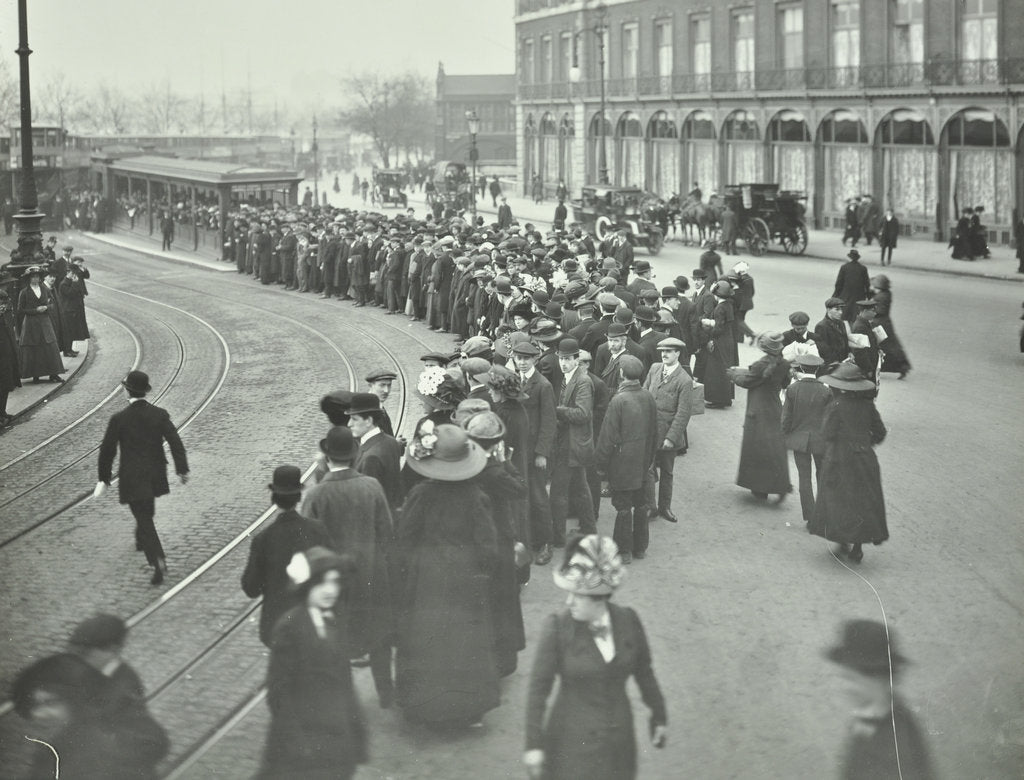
[94,154,302,257]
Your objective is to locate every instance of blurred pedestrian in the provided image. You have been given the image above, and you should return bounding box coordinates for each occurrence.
[489,175,502,208]
[97,370,189,585]
[842,198,861,247]
[869,275,911,380]
[858,195,881,246]
[160,211,174,251]
[825,619,935,780]
[732,261,756,344]
[720,205,738,255]
[808,364,888,563]
[261,547,367,780]
[242,465,333,647]
[498,196,514,229]
[727,332,792,502]
[781,354,831,523]
[524,535,667,780]
[878,209,899,266]
[699,241,723,282]
[396,424,501,726]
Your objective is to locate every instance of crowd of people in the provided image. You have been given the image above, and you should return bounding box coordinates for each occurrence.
[5,195,934,778]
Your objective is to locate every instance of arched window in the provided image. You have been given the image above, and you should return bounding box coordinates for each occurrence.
[523,115,537,194]
[681,110,717,194]
[539,113,558,188]
[944,108,1012,226]
[721,110,762,183]
[647,111,679,196]
[818,109,871,215]
[615,111,643,187]
[877,109,935,220]
[767,109,813,206]
[587,111,613,183]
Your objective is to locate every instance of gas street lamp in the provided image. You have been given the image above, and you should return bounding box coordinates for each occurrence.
[465,109,480,226]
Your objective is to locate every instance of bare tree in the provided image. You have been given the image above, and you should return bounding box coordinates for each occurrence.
[0,52,19,131]
[141,80,183,134]
[87,82,132,134]
[37,71,83,131]
[338,71,433,169]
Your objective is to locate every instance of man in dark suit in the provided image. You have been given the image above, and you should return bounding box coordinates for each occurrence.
[781,355,831,523]
[364,369,397,437]
[814,298,850,366]
[593,323,645,393]
[613,230,634,277]
[634,306,667,371]
[347,393,404,512]
[97,371,189,585]
[833,249,871,321]
[626,260,657,298]
[242,466,333,646]
[550,339,596,544]
[160,213,174,251]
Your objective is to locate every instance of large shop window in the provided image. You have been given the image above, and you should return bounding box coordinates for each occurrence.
[878,109,935,220]
[722,110,762,184]
[616,112,643,188]
[768,110,813,207]
[648,111,679,198]
[588,112,613,183]
[820,109,870,213]
[945,109,1011,226]
[682,110,717,194]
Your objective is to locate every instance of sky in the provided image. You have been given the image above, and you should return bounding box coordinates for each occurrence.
[0,0,516,107]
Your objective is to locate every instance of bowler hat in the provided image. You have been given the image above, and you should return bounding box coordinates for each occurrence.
[122,370,151,395]
[691,268,707,279]
[405,423,488,481]
[825,619,907,674]
[268,465,304,495]
[607,322,629,338]
[634,306,658,324]
[847,249,861,261]
[660,285,679,299]
[634,259,651,274]
[347,392,383,416]
[612,307,634,325]
[68,614,127,649]
[530,289,550,306]
[557,338,581,357]
[320,426,360,461]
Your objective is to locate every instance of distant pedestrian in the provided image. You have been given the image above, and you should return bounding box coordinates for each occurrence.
[878,209,899,266]
[832,249,871,322]
[532,174,544,204]
[701,281,738,409]
[553,199,567,231]
[97,370,190,585]
[489,175,502,208]
[242,465,333,647]
[807,364,888,564]
[950,208,974,260]
[824,619,935,780]
[524,534,667,780]
[858,195,881,246]
[781,354,831,523]
[262,546,367,780]
[699,241,723,282]
[841,198,861,247]
[498,196,514,229]
[719,206,738,255]
[160,211,174,251]
[642,337,693,523]
[727,332,792,502]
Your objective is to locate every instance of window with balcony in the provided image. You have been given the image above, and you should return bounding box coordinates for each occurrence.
[961,0,998,83]
[541,36,553,83]
[559,32,572,82]
[831,1,861,86]
[733,10,755,88]
[522,39,535,84]
[779,6,803,70]
[622,23,639,80]
[692,15,711,87]
[655,19,673,79]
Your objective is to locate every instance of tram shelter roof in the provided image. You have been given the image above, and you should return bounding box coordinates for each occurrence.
[102,155,302,188]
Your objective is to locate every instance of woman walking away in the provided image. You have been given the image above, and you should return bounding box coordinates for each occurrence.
[869,275,911,379]
[728,332,792,502]
[260,547,367,780]
[524,534,667,780]
[807,364,888,563]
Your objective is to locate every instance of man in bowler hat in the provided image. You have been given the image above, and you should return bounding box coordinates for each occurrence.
[97,371,189,585]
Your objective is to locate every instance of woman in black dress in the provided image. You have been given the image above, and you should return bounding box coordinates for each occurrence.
[524,535,667,780]
[701,280,738,408]
[16,267,64,383]
[58,267,90,344]
[0,289,21,424]
[807,364,888,563]
[869,274,911,379]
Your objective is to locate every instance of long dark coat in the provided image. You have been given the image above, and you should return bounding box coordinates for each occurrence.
[58,276,90,341]
[595,381,658,491]
[262,606,367,779]
[520,370,557,458]
[814,316,849,366]
[354,432,404,512]
[16,284,64,378]
[808,393,888,545]
[98,400,189,504]
[395,480,501,724]
[241,509,333,646]
[703,298,737,406]
[833,260,871,321]
[525,604,667,780]
[870,290,911,374]
[781,378,831,455]
[301,470,394,654]
[472,460,527,677]
[0,302,21,393]
[555,367,595,468]
[495,397,532,543]
[732,355,792,494]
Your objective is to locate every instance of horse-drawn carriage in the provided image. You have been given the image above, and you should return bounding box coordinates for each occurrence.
[715,184,808,256]
[571,184,665,255]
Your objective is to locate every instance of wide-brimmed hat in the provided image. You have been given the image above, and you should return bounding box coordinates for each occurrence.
[530,319,563,343]
[405,423,488,481]
[122,370,151,395]
[417,367,467,411]
[553,534,625,596]
[346,392,382,416]
[268,465,303,495]
[756,331,785,355]
[825,619,907,674]
[320,426,360,461]
[464,410,506,445]
[820,363,875,391]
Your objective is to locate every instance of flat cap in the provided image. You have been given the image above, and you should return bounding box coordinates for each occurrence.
[365,369,397,383]
[69,614,127,649]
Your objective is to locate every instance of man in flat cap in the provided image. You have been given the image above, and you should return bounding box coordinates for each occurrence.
[365,369,397,437]
[97,371,189,585]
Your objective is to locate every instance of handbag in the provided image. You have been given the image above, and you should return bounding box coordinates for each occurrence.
[690,381,706,415]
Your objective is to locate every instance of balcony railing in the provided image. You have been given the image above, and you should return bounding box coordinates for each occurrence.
[517,58,1023,100]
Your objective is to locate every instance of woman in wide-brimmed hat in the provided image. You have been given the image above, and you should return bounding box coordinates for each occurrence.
[524,535,667,780]
[701,279,738,408]
[15,266,65,383]
[727,331,793,501]
[868,274,911,379]
[394,424,501,726]
[807,363,888,562]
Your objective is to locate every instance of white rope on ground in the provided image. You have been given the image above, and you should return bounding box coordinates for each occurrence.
[827,545,904,780]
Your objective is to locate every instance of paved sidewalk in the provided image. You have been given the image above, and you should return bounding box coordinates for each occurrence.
[5,340,89,420]
[84,231,234,273]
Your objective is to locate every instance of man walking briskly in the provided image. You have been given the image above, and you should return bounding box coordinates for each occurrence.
[781,354,831,523]
[97,371,189,585]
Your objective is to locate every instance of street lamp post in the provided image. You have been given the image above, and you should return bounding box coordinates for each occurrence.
[9,0,44,273]
[465,109,480,226]
[312,115,319,206]
[569,2,609,185]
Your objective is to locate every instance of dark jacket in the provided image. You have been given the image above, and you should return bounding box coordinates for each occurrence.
[98,400,189,504]
[520,369,557,458]
[555,366,595,468]
[641,362,693,448]
[354,430,404,511]
[595,381,658,491]
[732,355,792,495]
[781,378,832,455]
[833,260,871,321]
[814,316,849,366]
